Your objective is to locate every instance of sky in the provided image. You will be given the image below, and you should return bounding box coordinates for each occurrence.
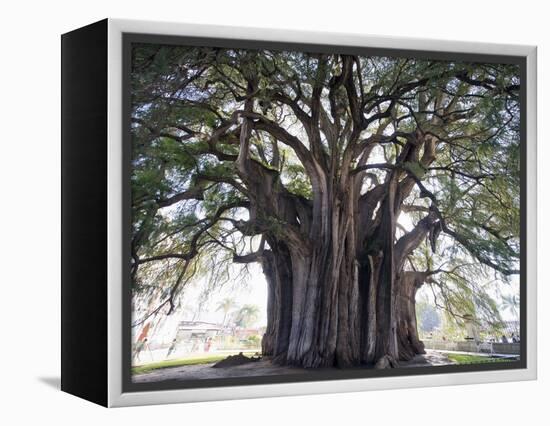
[178,262,268,327]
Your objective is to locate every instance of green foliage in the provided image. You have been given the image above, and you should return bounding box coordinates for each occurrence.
[402,161,426,179]
[234,304,261,328]
[283,163,313,198]
[246,335,262,347]
[128,42,520,331]
[444,353,515,365]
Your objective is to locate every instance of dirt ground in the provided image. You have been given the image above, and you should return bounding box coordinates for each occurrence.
[132,350,454,384]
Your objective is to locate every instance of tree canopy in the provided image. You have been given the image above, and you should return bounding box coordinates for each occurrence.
[129,42,520,367]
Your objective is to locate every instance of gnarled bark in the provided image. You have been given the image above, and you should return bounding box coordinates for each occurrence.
[260,242,293,361]
[130,49,520,372]
[395,271,427,361]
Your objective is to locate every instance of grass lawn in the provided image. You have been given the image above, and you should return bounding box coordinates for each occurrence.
[132,352,258,375]
[444,353,517,365]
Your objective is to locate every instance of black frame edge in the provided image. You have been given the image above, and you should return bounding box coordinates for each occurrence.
[61,18,109,407]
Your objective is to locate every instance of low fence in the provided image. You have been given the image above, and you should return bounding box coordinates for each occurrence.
[491,343,521,355]
[423,340,520,355]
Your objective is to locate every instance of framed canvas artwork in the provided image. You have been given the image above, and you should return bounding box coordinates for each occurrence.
[61,18,537,407]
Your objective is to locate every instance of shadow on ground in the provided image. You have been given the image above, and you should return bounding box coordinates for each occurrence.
[132,350,454,384]
[38,377,61,389]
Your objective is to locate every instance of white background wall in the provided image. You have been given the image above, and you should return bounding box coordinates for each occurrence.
[1,0,547,424]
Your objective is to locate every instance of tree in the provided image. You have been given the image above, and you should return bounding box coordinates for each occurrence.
[234,304,261,328]
[416,299,440,334]
[216,297,237,326]
[130,44,520,368]
[501,294,519,320]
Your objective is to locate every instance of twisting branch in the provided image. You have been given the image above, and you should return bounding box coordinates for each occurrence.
[410,175,519,275]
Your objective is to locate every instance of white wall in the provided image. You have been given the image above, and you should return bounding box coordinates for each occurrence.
[1,0,547,424]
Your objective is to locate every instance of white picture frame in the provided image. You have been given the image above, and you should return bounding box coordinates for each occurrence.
[61,18,537,407]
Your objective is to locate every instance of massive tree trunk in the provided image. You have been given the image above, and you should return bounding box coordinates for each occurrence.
[365,177,400,367]
[284,183,361,368]
[357,253,428,366]
[130,49,519,372]
[260,241,293,362]
[280,243,361,368]
[257,170,362,368]
[395,271,426,361]
[258,159,434,367]
[264,235,428,368]
[240,92,435,369]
